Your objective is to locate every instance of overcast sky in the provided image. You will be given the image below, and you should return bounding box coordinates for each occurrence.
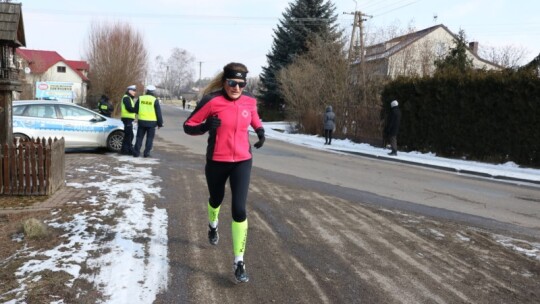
[20,0,540,79]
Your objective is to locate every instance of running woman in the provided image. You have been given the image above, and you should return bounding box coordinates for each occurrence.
[183,62,265,283]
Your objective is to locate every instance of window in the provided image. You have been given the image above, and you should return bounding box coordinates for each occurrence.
[26,105,58,119]
[57,66,66,73]
[12,105,25,115]
[59,104,99,121]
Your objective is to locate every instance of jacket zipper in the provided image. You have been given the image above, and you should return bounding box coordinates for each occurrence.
[233,101,238,161]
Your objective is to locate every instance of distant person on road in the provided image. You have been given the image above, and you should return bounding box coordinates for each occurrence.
[182,96,187,110]
[183,62,265,283]
[133,85,164,158]
[384,100,401,156]
[323,105,335,145]
[120,85,137,155]
[98,95,112,117]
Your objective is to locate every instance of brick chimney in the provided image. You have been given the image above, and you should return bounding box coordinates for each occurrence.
[469,42,479,55]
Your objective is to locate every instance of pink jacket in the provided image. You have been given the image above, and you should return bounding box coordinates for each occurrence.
[183,90,264,162]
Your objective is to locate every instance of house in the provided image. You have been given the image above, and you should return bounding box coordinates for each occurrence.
[356,24,500,79]
[15,48,89,104]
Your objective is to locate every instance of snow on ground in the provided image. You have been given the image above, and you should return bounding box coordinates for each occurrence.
[262,121,540,184]
[3,156,168,304]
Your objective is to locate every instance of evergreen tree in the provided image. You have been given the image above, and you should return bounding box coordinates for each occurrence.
[259,0,340,117]
[519,52,540,76]
[434,29,473,74]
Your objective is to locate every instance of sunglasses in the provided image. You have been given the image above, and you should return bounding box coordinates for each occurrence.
[226,79,247,88]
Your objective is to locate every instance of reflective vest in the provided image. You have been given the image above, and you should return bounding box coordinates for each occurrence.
[121,95,136,119]
[138,95,157,121]
[99,102,109,111]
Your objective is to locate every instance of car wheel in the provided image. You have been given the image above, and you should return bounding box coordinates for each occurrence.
[13,133,30,144]
[107,130,124,152]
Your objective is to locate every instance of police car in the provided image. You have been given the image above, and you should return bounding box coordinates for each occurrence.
[12,100,125,152]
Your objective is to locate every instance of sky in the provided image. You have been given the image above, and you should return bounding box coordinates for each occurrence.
[3,117,539,303]
[19,0,540,79]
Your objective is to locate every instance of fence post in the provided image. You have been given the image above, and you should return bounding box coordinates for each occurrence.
[37,143,44,195]
[1,143,7,194]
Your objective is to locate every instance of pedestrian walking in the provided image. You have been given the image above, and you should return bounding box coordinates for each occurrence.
[384,100,402,156]
[183,62,265,283]
[324,105,335,145]
[133,85,164,158]
[120,85,137,155]
[98,95,112,117]
[182,96,187,110]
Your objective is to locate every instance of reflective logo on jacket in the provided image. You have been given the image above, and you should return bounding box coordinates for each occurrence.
[138,95,157,121]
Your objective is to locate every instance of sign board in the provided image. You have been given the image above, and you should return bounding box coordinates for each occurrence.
[35,81,75,100]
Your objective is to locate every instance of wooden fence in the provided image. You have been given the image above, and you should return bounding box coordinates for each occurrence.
[0,137,65,195]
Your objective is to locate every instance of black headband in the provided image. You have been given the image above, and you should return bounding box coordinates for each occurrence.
[224,69,247,80]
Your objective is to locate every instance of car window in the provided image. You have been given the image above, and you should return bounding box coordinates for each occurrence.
[12,105,25,115]
[25,105,58,119]
[58,105,96,121]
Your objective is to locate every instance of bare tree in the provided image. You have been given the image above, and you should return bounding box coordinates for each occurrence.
[147,55,166,88]
[163,48,195,99]
[479,44,529,69]
[278,34,348,135]
[85,21,148,115]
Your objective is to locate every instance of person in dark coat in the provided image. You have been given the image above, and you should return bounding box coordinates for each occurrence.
[98,95,113,117]
[323,105,335,145]
[133,85,164,158]
[384,100,402,156]
[120,85,137,155]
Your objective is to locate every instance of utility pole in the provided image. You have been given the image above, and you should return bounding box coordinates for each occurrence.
[198,61,203,95]
[344,10,372,104]
[165,66,169,100]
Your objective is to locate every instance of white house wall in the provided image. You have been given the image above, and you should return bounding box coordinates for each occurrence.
[386,27,499,79]
[25,61,87,104]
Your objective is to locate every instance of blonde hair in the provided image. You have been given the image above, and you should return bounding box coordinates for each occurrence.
[202,62,248,96]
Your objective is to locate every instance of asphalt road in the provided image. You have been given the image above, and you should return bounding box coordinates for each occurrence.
[153,104,540,303]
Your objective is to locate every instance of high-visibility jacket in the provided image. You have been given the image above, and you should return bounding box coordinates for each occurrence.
[121,95,136,119]
[138,95,157,121]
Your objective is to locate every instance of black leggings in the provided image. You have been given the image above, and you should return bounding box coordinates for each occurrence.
[205,159,252,222]
[324,129,333,143]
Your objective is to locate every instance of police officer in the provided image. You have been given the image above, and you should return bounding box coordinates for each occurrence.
[120,85,137,155]
[133,85,164,158]
[98,95,112,117]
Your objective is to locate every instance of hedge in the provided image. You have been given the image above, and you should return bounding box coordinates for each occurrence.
[381,70,540,167]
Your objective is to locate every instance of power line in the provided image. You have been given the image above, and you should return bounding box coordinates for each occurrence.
[27,8,280,21]
[372,0,421,17]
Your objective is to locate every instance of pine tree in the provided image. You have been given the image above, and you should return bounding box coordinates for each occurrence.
[259,0,340,117]
[434,29,474,74]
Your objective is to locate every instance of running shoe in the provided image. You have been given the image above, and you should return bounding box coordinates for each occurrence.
[234,261,249,283]
[208,225,219,245]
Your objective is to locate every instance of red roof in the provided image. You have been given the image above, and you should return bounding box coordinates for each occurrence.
[16,48,90,82]
[66,60,90,71]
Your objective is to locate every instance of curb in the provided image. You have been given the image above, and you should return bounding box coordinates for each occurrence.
[332,149,540,186]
